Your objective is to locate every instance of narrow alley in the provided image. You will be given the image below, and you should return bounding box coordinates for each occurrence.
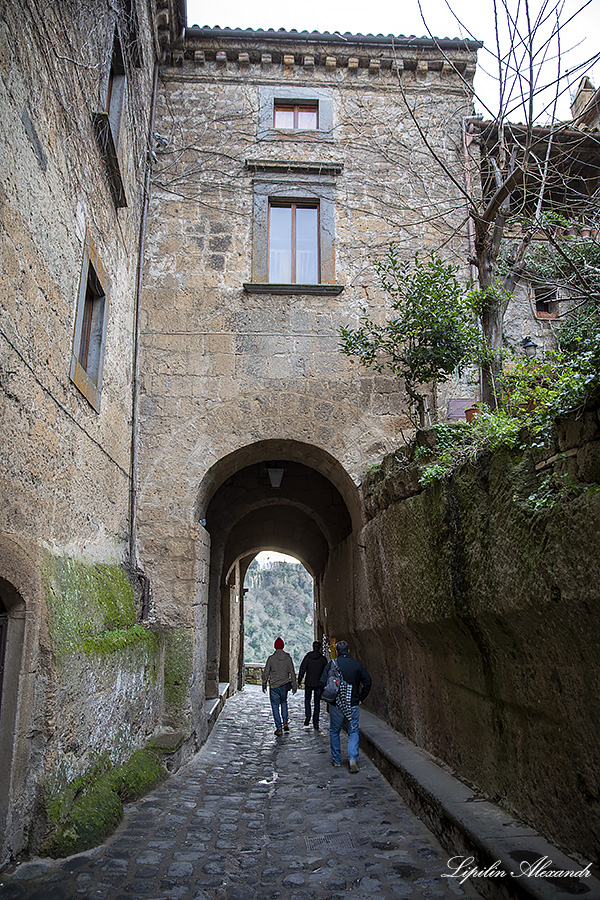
[0,687,481,900]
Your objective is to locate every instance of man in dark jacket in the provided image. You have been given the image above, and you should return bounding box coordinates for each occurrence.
[320,640,372,773]
[298,641,328,730]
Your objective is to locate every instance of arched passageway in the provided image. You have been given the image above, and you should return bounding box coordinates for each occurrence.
[198,440,362,699]
[0,579,26,862]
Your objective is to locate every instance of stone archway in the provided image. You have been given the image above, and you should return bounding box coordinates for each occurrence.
[198,440,362,700]
[0,534,43,866]
[0,582,26,845]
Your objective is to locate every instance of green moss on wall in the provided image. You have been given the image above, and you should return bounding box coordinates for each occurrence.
[40,747,166,857]
[81,622,159,656]
[116,748,166,803]
[164,628,193,724]
[43,555,137,654]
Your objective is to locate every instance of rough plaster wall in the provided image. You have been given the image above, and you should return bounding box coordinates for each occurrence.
[502,275,574,353]
[0,0,158,863]
[137,47,477,625]
[47,646,163,790]
[326,404,600,864]
[0,1,154,558]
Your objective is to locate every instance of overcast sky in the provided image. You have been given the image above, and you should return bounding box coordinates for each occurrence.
[186,0,600,121]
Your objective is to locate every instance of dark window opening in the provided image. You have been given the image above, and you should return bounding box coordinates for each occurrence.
[70,235,108,410]
[274,101,318,130]
[78,263,106,383]
[269,202,320,283]
[123,0,142,67]
[534,284,558,318]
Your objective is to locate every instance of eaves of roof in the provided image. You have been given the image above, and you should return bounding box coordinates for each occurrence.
[186,24,482,53]
[471,118,600,143]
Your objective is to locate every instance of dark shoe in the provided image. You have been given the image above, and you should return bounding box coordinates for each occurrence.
[349,759,359,773]
[313,724,319,730]
[274,728,283,736]
[331,760,341,767]
[283,722,289,732]
[304,717,311,726]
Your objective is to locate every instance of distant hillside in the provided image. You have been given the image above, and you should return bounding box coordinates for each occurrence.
[244,559,314,667]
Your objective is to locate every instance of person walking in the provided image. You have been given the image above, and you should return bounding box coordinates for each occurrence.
[320,640,372,773]
[262,637,297,735]
[298,640,328,730]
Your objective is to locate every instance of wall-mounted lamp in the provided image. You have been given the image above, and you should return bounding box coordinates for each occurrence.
[521,336,538,359]
[266,461,286,489]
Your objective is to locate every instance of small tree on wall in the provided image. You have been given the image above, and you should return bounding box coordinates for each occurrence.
[339,247,480,427]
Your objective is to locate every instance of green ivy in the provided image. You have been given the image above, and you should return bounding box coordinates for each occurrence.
[556,305,600,355]
[417,411,526,485]
[522,472,600,510]
[416,335,600,485]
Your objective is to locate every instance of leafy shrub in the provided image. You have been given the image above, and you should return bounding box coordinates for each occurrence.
[416,412,526,485]
[339,246,480,426]
[417,341,600,485]
[522,472,600,510]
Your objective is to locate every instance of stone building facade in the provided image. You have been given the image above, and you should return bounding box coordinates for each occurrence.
[2,0,598,870]
[136,24,480,727]
[0,0,184,863]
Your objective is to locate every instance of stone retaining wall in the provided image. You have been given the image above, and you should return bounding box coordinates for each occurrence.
[336,398,600,865]
[244,664,264,685]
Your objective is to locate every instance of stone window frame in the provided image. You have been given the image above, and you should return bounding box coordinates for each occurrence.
[258,85,334,141]
[92,27,128,207]
[244,162,344,295]
[532,281,559,319]
[69,232,109,411]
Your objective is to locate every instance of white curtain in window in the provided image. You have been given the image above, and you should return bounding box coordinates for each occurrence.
[295,206,318,283]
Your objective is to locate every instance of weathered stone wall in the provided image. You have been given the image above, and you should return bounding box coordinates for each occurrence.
[0,1,155,558]
[38,556,164,840]
[42,557,163,777]
[0,0,172,864]
[326,399,600,864]
[137,29,479,654]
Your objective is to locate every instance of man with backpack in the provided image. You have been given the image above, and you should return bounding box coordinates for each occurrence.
[298,641,328,730]
[320,640,372,773]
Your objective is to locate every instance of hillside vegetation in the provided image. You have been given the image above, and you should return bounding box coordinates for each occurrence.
[244,560,314,667]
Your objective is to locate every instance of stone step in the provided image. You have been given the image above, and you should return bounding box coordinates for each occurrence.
[359,709,599,900]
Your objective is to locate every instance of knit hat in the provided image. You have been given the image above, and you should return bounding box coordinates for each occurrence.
[274,637,284,649]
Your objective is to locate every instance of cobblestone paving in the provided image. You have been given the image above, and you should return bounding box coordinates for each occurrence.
[0,687,481,900]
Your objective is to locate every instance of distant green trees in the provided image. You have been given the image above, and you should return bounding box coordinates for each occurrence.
[243,560,314,667]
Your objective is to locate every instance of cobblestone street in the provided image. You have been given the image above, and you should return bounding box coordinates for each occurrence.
[0,687,481,900]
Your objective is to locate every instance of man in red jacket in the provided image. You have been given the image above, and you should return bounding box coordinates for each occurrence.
[262,637,297,735]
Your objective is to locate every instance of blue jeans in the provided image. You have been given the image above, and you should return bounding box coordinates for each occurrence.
[269,683,291,729]
[304,687,322,727]
[329,703,360,764]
